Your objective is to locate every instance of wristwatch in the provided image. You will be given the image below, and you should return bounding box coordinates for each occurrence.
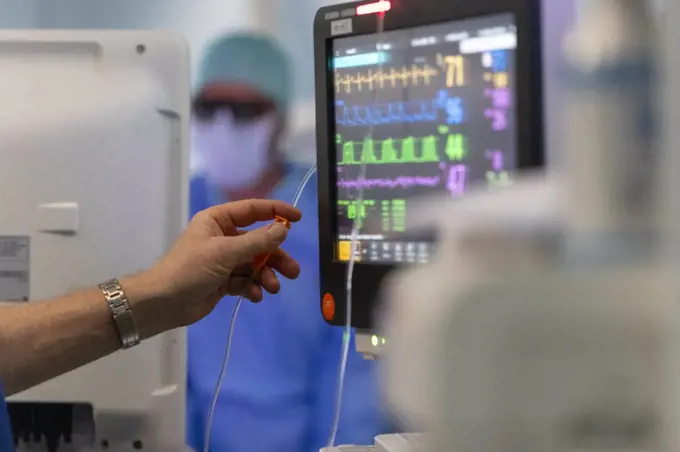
[99,279,141,349]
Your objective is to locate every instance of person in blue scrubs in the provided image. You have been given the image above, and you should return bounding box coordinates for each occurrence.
[186,33,390,452]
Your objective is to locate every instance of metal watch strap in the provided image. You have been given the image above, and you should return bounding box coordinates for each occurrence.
[99,279,140,349]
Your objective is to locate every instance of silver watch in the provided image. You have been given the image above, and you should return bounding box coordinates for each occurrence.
[99,279,140,349]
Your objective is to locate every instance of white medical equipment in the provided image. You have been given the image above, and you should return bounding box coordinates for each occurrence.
[0,30,190,451]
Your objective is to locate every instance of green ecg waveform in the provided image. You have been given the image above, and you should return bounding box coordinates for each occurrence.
[340,134,466,165]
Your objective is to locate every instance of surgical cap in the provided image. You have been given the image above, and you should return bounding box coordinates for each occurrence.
[196,33,292,110]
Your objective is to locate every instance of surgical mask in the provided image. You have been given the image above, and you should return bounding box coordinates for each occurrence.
[192,110,276,190]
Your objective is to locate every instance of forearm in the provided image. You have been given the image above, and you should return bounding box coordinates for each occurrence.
[0,272,168,396]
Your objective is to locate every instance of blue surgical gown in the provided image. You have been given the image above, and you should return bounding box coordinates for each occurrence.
[0,387,12,450]
[186,164,389,452]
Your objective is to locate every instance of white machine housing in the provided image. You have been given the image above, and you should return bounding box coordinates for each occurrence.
[380,176,678,452]
[0,30,190,451]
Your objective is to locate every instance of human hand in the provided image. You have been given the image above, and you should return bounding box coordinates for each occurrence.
[125,199,302,338]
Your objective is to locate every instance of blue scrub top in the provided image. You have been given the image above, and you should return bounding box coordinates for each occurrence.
[0,387,13,450]
[186,164,389,452]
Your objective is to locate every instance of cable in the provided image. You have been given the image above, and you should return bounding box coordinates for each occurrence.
[203,165,318,452]
[293,165,319,208]
[203,295,243,452]
[327,7,387,448]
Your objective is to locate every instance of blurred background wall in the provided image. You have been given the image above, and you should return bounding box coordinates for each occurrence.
[0,0,342,163]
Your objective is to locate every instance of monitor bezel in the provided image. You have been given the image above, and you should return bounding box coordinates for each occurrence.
[314,0,544,328]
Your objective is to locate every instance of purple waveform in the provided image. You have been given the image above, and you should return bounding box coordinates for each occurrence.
[338,176,441,189]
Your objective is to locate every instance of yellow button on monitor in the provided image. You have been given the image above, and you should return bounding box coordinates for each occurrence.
[338,241,351,261]
[338,241,360,262]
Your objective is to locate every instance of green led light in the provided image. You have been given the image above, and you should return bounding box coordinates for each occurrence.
[381,337,387,345]
[371,335,379,347]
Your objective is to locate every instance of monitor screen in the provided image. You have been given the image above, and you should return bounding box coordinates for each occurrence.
[332,13,517,265]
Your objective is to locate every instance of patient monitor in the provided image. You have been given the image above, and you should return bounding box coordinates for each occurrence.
[314,0,573,355]
[0,31,189,451]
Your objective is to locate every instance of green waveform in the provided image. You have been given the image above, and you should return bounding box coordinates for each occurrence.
[340,134,466,165]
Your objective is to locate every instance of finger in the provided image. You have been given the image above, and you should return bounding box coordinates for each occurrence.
[232,248,300,279]
[264,250,301,280]
[207,200,302,233]
[258,267,281,294]
[244,283,264,303]
[223,223,290,265]
[231,247,299,280]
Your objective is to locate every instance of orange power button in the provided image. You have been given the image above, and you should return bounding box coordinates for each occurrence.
[322,293,336,321]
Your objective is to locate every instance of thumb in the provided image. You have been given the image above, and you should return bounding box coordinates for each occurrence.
[228,223,289,263]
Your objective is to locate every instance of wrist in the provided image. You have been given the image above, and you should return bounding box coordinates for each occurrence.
[119,271,175,340]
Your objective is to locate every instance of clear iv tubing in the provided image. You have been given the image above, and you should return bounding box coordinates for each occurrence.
[203,164,318,452]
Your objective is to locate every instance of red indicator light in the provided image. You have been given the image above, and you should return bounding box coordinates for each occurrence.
[356,0,391,15]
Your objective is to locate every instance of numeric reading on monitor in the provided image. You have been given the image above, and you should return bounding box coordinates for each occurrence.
[333,14,517,265]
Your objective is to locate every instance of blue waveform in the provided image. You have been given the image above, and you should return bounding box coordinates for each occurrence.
[336,90,463,126]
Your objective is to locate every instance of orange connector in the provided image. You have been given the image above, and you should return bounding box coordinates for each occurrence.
[252,215,292,275]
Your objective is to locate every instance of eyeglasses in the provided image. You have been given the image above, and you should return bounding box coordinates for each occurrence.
[192,99,274,123]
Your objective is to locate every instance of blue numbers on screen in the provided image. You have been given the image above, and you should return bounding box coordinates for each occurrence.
[446,97,464,125]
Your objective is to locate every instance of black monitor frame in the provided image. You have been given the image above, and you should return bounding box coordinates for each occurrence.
[314,0,544,329]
